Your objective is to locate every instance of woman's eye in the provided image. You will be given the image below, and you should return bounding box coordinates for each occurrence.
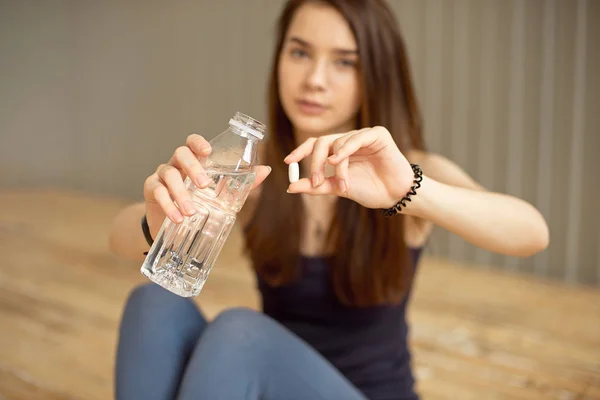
[291,48,308,58]
[336,59,357,68]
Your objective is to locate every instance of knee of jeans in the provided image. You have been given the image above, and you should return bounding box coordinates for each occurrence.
[122,283,201,326]
[206,308,273,351]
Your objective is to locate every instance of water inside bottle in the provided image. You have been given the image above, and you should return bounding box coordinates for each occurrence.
[141,165,256,297]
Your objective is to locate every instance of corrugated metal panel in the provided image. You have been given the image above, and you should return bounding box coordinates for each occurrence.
[0,0,597,284]
[394,0,598,284]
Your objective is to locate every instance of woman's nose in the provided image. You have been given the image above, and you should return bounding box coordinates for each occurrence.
[304,59,328,91]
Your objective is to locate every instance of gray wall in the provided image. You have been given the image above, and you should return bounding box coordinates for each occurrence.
[1,0,598,285]
[0,0,279,196]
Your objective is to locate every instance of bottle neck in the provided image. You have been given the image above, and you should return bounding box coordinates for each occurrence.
[228,118,264,141]
[230,125,260,142]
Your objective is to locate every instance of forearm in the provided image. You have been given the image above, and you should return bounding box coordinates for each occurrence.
[108,202,150,261]
[405,176,549,257]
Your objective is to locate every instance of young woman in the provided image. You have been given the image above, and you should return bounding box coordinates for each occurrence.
[109,1,549,399]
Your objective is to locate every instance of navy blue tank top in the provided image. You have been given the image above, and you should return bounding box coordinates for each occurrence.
[256,248,423,400]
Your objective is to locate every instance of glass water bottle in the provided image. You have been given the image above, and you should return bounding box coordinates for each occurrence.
[141,112,266,297]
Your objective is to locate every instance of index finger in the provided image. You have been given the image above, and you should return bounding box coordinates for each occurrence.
[186,134,212,157]
[283,137,318,164]
[284,134,345,164]
[251,165,272,190]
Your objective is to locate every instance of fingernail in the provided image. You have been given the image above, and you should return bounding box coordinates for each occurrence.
[312,173,319,187]
[171,212,183,223]
[198,174,209,187]
[267,166,272,174]
[201,144,212,153]
[184,201,196,215]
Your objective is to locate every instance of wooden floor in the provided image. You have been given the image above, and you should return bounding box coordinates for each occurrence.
[0,189,599,400]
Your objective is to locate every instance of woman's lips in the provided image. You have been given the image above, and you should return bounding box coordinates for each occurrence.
[297,99,327,115]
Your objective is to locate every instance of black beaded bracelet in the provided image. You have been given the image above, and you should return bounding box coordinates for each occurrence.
[141,214,154,246]
[382,164,423,217]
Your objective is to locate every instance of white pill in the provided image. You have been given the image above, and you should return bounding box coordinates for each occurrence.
[288,162,300,183]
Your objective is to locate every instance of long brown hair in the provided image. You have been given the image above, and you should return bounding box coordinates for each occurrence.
[244,0,426,307]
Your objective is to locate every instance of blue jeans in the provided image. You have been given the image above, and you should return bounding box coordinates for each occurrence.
[115,283,368,400]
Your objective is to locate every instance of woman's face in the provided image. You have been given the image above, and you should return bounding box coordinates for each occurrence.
[277,2,361,141]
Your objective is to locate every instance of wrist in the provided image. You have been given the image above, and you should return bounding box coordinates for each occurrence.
[141,214,155,247]
[399,174,433,217]
[382,164,432,218]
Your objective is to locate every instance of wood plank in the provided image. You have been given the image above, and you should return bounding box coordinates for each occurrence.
[584,384,600,400]
[0,189,598,400]
[0,363,78,400]
[413,345,585,399]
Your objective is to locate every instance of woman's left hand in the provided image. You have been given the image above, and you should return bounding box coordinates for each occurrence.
[284,126,416,209]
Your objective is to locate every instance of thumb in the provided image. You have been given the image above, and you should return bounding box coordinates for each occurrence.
[251,165,272,190]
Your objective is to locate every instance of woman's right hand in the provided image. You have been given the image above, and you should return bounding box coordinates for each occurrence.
[143,134,271,238]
